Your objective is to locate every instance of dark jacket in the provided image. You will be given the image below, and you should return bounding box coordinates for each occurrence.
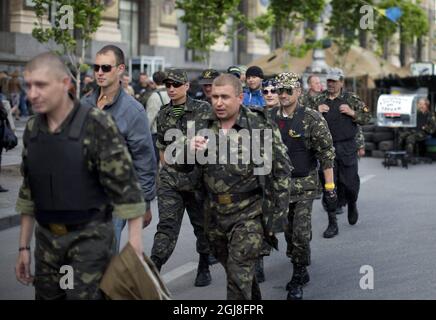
[82,86,156,202]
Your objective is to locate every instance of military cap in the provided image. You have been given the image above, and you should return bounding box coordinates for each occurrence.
[198,69,220,85]
[275,72,301,89]
[227,65,241,78]
[326,68,344,81]
[163,69,188,84]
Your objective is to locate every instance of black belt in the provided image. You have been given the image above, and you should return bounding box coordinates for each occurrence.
[39,211,110,236]
[210,188,262,205]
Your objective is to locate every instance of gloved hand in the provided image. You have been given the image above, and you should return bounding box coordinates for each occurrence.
[323,189,338,212]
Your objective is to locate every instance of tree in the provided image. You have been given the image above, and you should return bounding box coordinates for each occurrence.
[32,0,105,98]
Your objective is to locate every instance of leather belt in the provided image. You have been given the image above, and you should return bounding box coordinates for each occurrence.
[40,211,110,236]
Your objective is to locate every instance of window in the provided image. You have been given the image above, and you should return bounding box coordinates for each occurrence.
[119,0,139,57]
[0,0,10,31]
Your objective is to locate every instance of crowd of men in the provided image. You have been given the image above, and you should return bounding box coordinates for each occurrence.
[12,44,436,301]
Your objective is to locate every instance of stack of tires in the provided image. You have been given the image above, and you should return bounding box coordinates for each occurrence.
[363,125,395,158]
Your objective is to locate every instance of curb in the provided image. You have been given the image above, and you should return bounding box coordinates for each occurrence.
[0,214,20,231]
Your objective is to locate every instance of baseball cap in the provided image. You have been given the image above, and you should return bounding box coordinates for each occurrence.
[227,66,241,78]
[198,69,220,85]
[326,68,344,81]
[163,69,188,84]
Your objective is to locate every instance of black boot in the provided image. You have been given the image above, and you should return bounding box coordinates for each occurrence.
[286,264,309,300]
[323,211,338,238]
[255,257,265,283]
[150,256,162,272]
[348,202,359,225]
[194,254,212,287]
[0,185,8,192]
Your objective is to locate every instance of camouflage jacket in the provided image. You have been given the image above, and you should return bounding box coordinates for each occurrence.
[197,106,292,223]
[269,106,335,201]
[16,104,145,219]
[156,95,211,190]
[298,91,317,108]
[356,125,365,149]
[306,90,371,125]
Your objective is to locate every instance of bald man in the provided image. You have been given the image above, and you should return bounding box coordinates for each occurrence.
[15,52,146,300]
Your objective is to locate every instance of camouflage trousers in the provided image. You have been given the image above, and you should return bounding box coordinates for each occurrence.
[284,200,313,266]
[206,202,263,300]
[151,172,210,265]
[34,219,115,300]
[399,130,428,155]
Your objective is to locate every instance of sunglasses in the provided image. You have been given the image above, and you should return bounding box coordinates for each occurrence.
[93,64,117,73]
[165,82,184,88]
[277,88,293,95]
[262,89,277,95]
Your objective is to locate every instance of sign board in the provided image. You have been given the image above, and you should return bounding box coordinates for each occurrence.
[377,94,418,128]
[410,62,434,76]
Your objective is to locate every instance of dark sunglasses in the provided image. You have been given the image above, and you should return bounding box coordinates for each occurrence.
[165,82,184,88]
[93,64,117,73]
[262,89,277,95]
[277,88,293,95]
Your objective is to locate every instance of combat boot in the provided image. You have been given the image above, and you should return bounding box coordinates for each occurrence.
[286,264,309,300]
[348,202,359,225]
[194,253,212,287]
[286,264,309,290]
[150,256,162,272]
[208,254,219,265]
[323,211,338,238]
[255,257,265,283]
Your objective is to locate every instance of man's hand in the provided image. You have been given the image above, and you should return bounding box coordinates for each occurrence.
[143,209,152,228]
[318,104,329,113]
[189,136,208,152]
[128,216,144,260]
[15,250,33,286]
[358,148,365,158]
[339,104,356,118]
[323,189,338,212]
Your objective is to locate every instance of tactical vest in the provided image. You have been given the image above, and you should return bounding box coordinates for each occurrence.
[26,103,110,224]
[322,95,357,142]
[271,107,317,178]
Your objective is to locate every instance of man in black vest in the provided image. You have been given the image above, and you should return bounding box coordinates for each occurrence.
[15,52,146,300]
[308,68,371,237]
[270,72,336,300]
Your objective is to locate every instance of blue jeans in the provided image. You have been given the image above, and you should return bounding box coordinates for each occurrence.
[112,216,127,253]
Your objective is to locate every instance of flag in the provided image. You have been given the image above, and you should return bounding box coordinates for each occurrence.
[375,6,403,23]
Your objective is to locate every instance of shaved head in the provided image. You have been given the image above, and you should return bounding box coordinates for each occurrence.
[25,52,70,80]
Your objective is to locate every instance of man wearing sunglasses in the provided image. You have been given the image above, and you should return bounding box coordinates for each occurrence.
[306,68,371,237]
[268,72,336,300]
[150,69,214,287]
[82,45,157,253]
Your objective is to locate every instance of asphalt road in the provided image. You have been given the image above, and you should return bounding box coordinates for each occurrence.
[1,157,436,300]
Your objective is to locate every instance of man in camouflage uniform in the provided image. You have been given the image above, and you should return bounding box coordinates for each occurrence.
[15,52,145,300]
[307,68,371,237]
[269,72,336,300]
[398,97,436,160]
[198,69,220,105]
[150,69,213,287]
[189,74,292,299]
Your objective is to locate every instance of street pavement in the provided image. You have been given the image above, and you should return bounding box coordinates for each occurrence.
[1,155,435,300]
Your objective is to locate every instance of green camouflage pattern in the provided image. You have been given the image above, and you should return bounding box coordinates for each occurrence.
[275,72,301,89]
[306,90,371,125]
[399,111,436,155]
[269,106,335,202]
[284,200,313,266]
[164,68,188,84]
[33,219,115,300]
[298,91,316,107]
[356,125,365,150]
[16,106,145,219]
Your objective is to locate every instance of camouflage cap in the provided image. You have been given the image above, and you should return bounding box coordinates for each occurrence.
[326,67,344,81]
[198,69,220,85]
[163,69,188,84]
[275,72,301,89]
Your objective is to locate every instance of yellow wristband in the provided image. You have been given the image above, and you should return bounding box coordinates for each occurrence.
[324,183,335,190]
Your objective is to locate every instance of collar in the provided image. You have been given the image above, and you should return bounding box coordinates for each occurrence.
[169,95,195,112]
[205,105,248,130]
[37,97,80,134]
[91,83,123,109]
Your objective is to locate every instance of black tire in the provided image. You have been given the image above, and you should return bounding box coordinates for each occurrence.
[373,131,394,143]
[378,140,394,151]
[372,150,385,158]
[363,132,374,142]
[365,141,376,151]
[362,125,376,132]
